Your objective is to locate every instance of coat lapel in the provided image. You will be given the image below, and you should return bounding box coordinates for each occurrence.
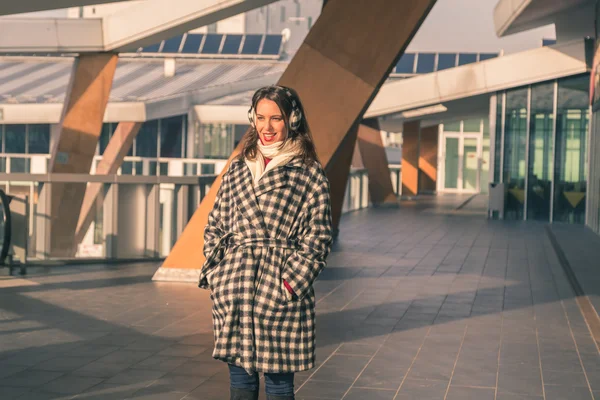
[234,161,269,236]
[254,157,303,197]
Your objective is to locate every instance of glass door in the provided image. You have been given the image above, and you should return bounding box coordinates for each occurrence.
[441,134,481,193]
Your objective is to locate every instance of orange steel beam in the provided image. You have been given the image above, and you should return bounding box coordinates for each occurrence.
[402,120,420,197]
[357,123,398,206]
[155,0,437,280]
[47,53,118,257]
[74,122,142,246]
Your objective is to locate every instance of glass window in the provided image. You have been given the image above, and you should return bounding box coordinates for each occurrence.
[28,124,50,154]
[554,75,589,224]
[396,53,415,74]
[0,125,3,152]
[202,123,233,159]
[437,53,456,70]
[444,137,459,189]
[458,53,477,66]
[481,118,490,193]
[262,35,282,55]
[98,123,111,155]
[494,93,503,182]
[4,125,26,153]
[463,119,481,132]
[201,34,223,54]
[527,83,554,221]
[241,35,262,54]
[160,116,184,158]
[182,34,203,53]
[162,35,183,53]
[503,88,528,220]
[280,6,286,22]
[136,120,159,158]
[443,121,460,132]
[416,53,435,74]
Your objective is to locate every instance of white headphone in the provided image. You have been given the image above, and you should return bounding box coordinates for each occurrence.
[248,86,303,132]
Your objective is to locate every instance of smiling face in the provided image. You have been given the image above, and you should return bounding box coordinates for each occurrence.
[255,98,288,144]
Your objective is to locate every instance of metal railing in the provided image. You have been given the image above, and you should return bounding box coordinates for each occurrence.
[0,165,401,262]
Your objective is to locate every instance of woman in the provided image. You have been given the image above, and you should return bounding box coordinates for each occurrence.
[198,85,333,400]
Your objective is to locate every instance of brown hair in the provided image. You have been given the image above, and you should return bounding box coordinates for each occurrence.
[239,85,318,165]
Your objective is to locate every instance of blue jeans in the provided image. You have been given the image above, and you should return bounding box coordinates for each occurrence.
[229,364,294,396]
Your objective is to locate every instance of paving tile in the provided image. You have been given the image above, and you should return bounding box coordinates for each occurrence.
[354,360,406,389]
[495,394,543,400]
[71,361,130,378]
[497,364,543,397]
[544,385,594,400]
[395,378,448,400]
[40,375,103,395]
[104,368,167,384]
[445,385,495,400]
[542,369,589,387]
[158,345,207,358]
[73,382,151,399]
[135,355,190,371]
[0,386,30,399]
[0,370,64,388]
[34,356,101,373]
[342,387,396,399]
[295,380,352,399]
[311,355,371,383]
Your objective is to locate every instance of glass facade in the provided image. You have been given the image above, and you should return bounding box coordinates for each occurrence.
[493,74,590,224]
[527,83,554,221]
[554,76,588,223]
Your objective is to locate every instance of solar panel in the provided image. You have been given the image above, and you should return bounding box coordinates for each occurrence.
[162,35,183,53]
[479,53,498,61]
[222,35,243,54]
[181,34,203,53]
[201,34,223,54]
[141,43,161,53]
[458,53,477,66]
[437,53,456,71]
[395,53,415,74]
[416,53,435,74]
[542,39,556,46]
[242,35,262,54]
[262,35,283,55]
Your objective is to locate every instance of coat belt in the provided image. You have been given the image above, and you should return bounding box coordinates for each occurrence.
[205,233,298,267]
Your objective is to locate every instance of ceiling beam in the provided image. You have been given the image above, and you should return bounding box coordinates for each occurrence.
[0,0,140,17]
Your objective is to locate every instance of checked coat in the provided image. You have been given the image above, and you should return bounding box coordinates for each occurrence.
[198,156,333,374]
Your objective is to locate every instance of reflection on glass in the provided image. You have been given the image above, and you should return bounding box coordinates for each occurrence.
[503,88,528,220]
[554,75,588,224]
[160,116,184,158]
[137,120,159,158]
[527,83,554,221]
[463,138,478,190]
[5,125,26,153]
[28,124,50,154]
[99,123,111,155]
[494,94,503,182]
[444,121,460,132]
[444,137,459,189]
[202,123,233,159]
[463,119,481,132]
[481,118,490,193]
[10,158,29,173]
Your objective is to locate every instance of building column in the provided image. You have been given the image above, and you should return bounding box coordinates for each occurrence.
[74,122,143,247]
[357,122,398,206]
[418,125,438,194]
[153,0,438,281]
[47,53,118,257]
[402,120,420,197]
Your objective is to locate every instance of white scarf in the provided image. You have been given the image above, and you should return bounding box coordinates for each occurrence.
[245,139,302,185]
